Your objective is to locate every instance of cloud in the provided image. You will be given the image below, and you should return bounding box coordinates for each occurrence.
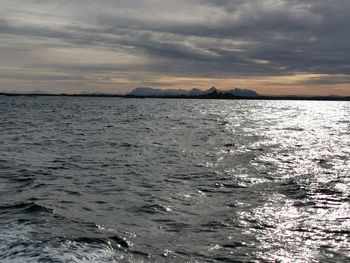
[0,0,349,93]
[296,74,350,86]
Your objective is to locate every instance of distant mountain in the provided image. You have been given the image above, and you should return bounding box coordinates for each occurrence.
[225,88,259,97]
[189,87,217,96]
[128,87,259,97]
[189,88,203,96]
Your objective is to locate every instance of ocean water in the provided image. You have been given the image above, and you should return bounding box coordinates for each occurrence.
[0,96,349,262]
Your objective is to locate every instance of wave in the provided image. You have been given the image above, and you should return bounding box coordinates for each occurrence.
[0,202,54,214]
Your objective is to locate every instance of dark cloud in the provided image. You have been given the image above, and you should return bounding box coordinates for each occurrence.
[0,0,349,93]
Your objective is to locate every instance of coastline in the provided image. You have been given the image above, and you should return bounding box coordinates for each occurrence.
[1,92,350,101]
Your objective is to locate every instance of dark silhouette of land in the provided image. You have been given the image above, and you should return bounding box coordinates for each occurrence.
[1,91,349,101]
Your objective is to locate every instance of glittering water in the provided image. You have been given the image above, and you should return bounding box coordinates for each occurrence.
[0,96,349,262]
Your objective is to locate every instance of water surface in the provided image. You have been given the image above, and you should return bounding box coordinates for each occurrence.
[0,97,349,262]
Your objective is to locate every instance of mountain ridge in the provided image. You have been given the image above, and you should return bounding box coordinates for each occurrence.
[128,87,259,97]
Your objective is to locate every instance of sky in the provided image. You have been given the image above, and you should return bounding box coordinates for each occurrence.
[0,0,350,95]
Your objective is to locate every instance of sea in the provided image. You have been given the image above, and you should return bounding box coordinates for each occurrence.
[0,96,349,262]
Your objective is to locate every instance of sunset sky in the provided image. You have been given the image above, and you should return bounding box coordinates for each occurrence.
[1,0,350,95]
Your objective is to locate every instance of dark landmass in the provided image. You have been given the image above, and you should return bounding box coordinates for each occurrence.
[1,91,349,101]
[128,87,259,97]
[0,92,125,98]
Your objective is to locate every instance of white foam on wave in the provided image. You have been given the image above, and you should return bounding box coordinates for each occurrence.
[0,223,145,263]
[43,240,119,263]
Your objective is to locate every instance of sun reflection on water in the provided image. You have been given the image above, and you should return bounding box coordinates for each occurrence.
[219,101,350,261]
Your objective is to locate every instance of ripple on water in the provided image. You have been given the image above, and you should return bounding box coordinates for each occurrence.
[0,98,349,262]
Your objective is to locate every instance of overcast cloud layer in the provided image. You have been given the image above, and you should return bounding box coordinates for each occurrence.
[0,0,350,94]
